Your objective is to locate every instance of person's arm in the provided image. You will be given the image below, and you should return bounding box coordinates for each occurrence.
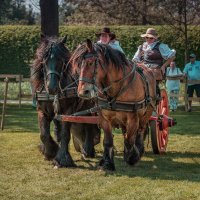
[159,43,176,74]
[182,65,189,81]
[132,45,142,63]
[177,68,183,75]
[176,68,185,81]
[161,56,175,74]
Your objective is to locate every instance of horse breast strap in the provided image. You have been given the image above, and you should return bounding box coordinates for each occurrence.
[97,64,150,112]
[97,97,147,112]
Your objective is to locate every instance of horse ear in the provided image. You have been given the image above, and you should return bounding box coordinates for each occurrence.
[61,35,67,44]
[86,39,93,52]
[40,33,46,41]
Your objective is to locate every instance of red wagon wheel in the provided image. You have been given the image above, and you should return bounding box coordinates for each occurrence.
[150,89,169,154]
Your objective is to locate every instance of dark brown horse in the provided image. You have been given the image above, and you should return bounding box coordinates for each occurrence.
[71,39,157,170]
[30,37,100,167]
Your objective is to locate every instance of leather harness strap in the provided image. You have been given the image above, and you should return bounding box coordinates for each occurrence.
[136,67,151,104]
[97,97,147,112]
[35,87,77,101]
[98,66,152,112]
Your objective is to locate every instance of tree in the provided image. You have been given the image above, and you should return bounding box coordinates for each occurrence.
[62,0,157,25]
[39,0,59,37]
[60,0,170,25]
[155,0,200,64]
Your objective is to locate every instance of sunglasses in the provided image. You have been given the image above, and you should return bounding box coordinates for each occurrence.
[145,37,154,40]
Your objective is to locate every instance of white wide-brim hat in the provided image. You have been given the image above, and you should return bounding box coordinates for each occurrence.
[141,28,159,39]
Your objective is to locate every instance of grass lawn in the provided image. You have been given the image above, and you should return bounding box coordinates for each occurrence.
[0,104,200,200]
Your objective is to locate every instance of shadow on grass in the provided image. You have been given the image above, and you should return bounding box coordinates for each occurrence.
[65,150,200,183]
[1,104,199,183]
[100,150,200,182]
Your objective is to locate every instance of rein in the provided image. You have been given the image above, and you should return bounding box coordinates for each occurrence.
[35,42,78,101]
[77,49,153,112]
[102,63,136,96]
[79,52,137,103]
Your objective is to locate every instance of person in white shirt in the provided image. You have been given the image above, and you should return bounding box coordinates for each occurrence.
[166,61,183,111]
[132,28,176,80]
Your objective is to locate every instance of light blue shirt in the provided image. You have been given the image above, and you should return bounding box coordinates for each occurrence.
[183,61,200,85]
[133,41,176,62]
[97,40,124,54]
[109,40,125,54]
[166,67,183,91]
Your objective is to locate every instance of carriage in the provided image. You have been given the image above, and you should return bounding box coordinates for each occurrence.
[54,39,176,155]
[33,37,176,171]
[56,87,176,154]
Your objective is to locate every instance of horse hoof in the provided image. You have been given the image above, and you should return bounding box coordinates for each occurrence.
[54,152,76,168]
[82,147,95,159]
[81,151,95,159]
[124,143,141,165]
[99,159,104,166]
[126,155,140,165]
[53,159,76,168]
[99,160,115,171]
[101,164,115,171]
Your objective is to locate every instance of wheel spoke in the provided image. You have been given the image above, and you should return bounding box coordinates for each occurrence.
[151,89,169,154]
[161,107,166,115]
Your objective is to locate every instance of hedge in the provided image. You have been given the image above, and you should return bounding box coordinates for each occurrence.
[0,25,200,77]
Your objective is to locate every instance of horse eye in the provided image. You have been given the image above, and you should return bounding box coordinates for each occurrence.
[88,62,93,67]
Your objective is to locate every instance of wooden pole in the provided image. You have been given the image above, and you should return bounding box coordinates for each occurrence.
[1,77,9,130]
[19,75,22,108]
[184,76,188,111]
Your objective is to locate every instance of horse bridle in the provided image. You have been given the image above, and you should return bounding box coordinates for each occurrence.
[78,51,136,98]
[42,43,80,97]
[42,43,65,79]
[78,52,100,85]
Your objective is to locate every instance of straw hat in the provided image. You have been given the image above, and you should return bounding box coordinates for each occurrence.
[95,27,113,37]
[141,28,159,39]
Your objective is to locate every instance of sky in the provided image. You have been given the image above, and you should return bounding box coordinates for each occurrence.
[25,0,40,12]
[25,0,63,13]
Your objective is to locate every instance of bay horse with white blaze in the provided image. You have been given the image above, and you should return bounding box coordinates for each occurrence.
[71,39,157,170]
[31,37,100,167]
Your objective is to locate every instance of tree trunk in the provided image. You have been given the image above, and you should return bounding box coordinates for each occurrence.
[142,0,147,25]
[40,0,59,37]
[183,0,188,65]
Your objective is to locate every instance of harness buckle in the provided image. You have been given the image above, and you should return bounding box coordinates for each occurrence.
[108,101,117,110]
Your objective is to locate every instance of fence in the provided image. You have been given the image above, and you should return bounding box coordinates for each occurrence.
[1,74,200,130]
[0,74,31,130]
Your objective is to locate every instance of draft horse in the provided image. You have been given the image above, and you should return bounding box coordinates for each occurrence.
[71,40,157,170]
[30,37,100,167]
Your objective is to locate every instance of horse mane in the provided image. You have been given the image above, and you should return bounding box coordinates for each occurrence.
[30,36,70,92]
[71,42,129,72]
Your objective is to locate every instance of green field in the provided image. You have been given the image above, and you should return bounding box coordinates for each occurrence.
[0,104,200,200]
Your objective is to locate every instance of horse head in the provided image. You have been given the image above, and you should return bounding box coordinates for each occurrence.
[71,40,128,100]
[71,39,104,99]
[41,36,70,95]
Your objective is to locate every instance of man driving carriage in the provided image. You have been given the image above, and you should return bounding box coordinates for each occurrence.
[132,28,176,81]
